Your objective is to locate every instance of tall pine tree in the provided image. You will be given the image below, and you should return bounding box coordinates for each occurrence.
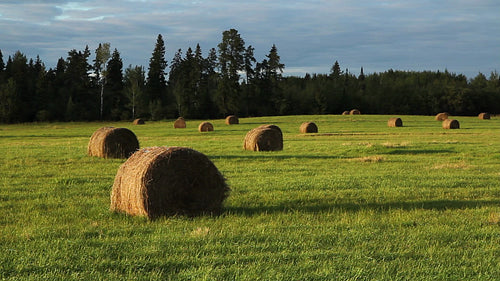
[216,29,245,116]
[146,34,168,120]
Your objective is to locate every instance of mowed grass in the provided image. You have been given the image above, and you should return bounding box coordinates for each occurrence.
[1,115,500,280]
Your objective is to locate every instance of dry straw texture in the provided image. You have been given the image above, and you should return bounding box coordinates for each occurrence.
[442,119,460,129]
[87,127,139,159]
[478,112,490,120]
[243,124,283,151]
[300,122,318,133]
[133,118,145,125]
[225,115,239,125]
[174,117,186,128]
[387,117,403,127]
[110,146,230,219]
[341,111,350,115]
[435,112,449,121]
[198,121,214,132]
[350,109,361,115]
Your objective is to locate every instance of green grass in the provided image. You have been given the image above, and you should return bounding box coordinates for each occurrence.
[1,115,500,280]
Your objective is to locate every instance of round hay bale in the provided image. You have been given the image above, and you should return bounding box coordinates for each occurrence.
[133,118,145,125]
[174,117,186,128]
[350,109,361,115]
[387,117,403,127]
[435,112,449,121]
[478,112,490,120]
[198,121,214,132]
[442,119,460,129]
[300,122,318,133]
[88,127,139,159]
[341,111,350,115]
[243,125,283,151]
[258,124,283,139]
[110,146,230,219]
[225,115,239,125]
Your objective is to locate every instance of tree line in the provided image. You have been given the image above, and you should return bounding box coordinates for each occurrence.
[1,29,499,123]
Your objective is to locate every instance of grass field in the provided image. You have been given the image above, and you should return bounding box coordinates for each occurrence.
[1,114,500,280]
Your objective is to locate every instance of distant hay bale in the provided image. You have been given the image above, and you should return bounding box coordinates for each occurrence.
[478,112,490,120]
[387,117,403,127]
[350,109,361,115]
[442,119,460,129]
[174,117,186,128]
[88,127,139,159]
[243,124,283,151]
[133,118,145,125]
[110,146,230,219]
[198,121,214,132]
[435,112,449,121]
[225,115,239,125]
[342,111,350,115]
[300,122,318,133]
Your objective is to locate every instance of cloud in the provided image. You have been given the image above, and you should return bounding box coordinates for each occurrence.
[0,0,498,78]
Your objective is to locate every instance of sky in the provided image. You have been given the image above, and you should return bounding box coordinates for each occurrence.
[1,0,499,79]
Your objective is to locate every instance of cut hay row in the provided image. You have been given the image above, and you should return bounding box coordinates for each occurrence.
[110,146,229,219]
[88,127,139,159]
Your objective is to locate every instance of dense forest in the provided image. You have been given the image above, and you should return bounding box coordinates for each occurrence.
[1,29,499,123]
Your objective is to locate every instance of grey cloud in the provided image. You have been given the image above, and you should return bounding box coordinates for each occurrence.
[0,0,498,78]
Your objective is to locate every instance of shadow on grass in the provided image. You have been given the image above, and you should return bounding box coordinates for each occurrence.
[386,148,455,155]
[210,154,343,160]
[225,199,500,216]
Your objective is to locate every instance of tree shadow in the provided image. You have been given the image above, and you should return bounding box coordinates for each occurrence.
[225,199,500,216]
[209,154,343,160]
[386,148,455,155]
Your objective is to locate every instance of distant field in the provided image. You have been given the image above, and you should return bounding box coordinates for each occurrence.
[1,115,500,280]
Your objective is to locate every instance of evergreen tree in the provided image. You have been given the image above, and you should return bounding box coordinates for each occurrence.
[242,45,256,116]
[216,29,245,116]
[105,48,124,120]
[65,46,95,120]
[4,51,30,122]
[0,50,5,82]
[146,34,168,120]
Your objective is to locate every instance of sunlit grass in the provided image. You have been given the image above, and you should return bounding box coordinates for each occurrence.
[1,115,500,280]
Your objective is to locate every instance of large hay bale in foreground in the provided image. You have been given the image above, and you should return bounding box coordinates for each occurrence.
[225,115,239,125]
[478,112,490,120]
[110,146,230,218]
[198,121,214,132]
[300,122,318,133]
[133,118,145,125]
[243,124,283,151]
[442,119,460,129]
[174,117,186,128]
[350,109,361,115]
[388,117,403,127]
[88,127,139,159]
[435,112,449,121]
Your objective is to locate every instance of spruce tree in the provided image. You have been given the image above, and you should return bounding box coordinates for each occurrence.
[146,34,168,119]
[105,48,124,120]
[216,29,245,116]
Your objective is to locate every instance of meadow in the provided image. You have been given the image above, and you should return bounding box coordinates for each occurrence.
[1,114,500,280]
